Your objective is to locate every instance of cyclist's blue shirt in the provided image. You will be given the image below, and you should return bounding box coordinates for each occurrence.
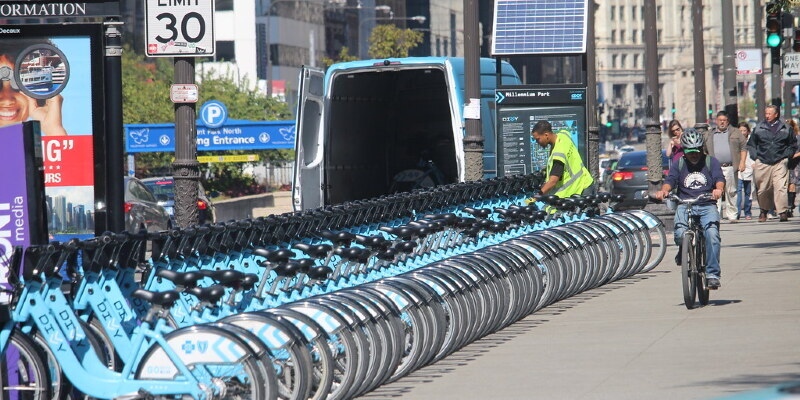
[665,154,725,205]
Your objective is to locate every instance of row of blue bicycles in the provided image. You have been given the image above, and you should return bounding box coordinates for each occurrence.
[0,174,666,400]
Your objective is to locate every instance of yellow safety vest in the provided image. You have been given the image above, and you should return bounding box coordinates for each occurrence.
[545,132,593,198]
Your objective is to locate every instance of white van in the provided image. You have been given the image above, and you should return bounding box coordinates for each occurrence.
[292,57,521,210]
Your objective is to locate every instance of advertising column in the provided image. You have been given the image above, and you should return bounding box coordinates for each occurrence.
[0,25,106,240]
[0,122,46,302]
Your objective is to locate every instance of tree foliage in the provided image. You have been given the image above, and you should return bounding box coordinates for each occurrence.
[739,98,756,121]
[323,46,359,68]
[122,46,294,196]
[368,24,423,59]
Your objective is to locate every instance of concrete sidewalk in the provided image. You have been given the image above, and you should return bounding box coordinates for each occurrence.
[361,217,800,400]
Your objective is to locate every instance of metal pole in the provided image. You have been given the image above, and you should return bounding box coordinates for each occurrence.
[463,0,483,181]
[266,4,273,97]
[586,0,599,189]
[755,0,766,120]
[692,0,711,141]
[721,0,739,125]
[104,19,125,233]
[172,58,199,228]
[643,0,661,188]
[692,0,708,125]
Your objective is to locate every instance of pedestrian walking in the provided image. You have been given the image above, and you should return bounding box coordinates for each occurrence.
[747,105,799,222]
[737,122,754,220]
[787,119,800,217]
[665,120,684,164]
[704,111,747,222]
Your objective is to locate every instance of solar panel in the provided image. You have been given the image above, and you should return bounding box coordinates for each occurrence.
[492,0,588,55]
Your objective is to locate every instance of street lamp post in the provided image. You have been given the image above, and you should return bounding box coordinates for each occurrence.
[264,0,391,96]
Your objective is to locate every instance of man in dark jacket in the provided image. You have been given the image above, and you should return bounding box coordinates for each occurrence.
[747,105,799,222]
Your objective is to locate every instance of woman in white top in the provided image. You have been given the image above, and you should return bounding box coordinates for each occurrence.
[737,122,755,220]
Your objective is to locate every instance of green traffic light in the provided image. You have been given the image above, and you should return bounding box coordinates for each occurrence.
[605,122,612,127]
[767,33,782,47]
[671,109,677,113]
[708,110,713,115]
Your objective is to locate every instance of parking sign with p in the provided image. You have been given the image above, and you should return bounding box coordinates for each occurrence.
[200,101,228,129]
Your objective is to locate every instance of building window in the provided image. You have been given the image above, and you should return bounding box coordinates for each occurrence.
[634,83,644,98]
[613,84,625,99]
[612,54,618,69]
[611,30,616,43]
[657,29,662,42]
[632,30,637,44]
[611,6,615,20]
[657,6,662,20]
[443,39,449,56]
[217,0,233,11]
[620,6,624,21]
[658,54,664,68]
[633,54,639,69]
[621,54,627,68]
[632,5,636,20]
[216,41,235,61]
[621,29,626,43]
[735,5,740,21]
[744,5,748,21]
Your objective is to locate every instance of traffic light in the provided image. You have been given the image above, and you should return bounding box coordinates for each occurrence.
[671,102,677,119]
[766,2,783,48]
[794,29,800,52]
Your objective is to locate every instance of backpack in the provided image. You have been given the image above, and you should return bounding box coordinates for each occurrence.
[677,155,711,172]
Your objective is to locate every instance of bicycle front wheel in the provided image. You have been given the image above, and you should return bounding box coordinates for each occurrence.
[0,331,51,400]
[681,232,697,310]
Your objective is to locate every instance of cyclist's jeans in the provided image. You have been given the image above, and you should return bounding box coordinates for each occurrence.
[674,204,721,278]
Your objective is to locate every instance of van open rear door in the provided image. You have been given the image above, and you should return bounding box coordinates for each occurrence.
[292,66,325,211]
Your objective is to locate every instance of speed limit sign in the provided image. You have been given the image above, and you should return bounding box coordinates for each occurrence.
[145,0,215,57]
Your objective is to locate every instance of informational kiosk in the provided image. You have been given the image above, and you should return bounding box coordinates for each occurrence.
[491,0,591,178]
[495,87,588,176]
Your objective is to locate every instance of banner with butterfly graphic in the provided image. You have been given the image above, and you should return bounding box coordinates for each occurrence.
[125,119,296,153]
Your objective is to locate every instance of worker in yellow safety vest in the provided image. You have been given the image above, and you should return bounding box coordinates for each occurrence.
[531,120,594,198]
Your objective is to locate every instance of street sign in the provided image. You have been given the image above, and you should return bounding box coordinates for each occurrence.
[783,53,800,81]
[199,101,228,128]
[145,0,215,57]
[736,49,762,75]
[197,154,260,163]
[170,84,199,103]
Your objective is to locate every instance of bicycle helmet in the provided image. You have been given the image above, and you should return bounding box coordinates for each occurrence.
[680,127,704,151]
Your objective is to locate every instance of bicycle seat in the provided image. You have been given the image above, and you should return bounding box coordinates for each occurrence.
[199,270,245,286]
[379,226,417,240]
[375,248,398,261]
[319,230,355,246]
[156,270,203,288]
[293,243,332,259]
[257,249,294,266]
[599,193,612,202]
[132,289,180,308]
[294,258,316,273]
[541,194,559,204]
[273,261,302,277]
[463,207,491,218]
[307,266,333,280]
[612,194,625,202]
[393,241,417,254]
[186,286,226,304]
[334,247,365,261]
[355,235,389,250]
[241,274,259,290]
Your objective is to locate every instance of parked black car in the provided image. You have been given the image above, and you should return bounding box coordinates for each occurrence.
[141,177,217,225]
[124,177,171,233]
[609,150,669,210]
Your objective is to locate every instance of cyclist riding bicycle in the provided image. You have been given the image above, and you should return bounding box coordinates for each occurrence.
[655,128,725,289]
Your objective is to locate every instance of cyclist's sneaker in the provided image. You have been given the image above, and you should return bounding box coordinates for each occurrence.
[707,277,721,290]
[674,251,681,266]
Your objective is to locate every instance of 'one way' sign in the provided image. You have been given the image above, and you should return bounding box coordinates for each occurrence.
[783,53,800,81]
